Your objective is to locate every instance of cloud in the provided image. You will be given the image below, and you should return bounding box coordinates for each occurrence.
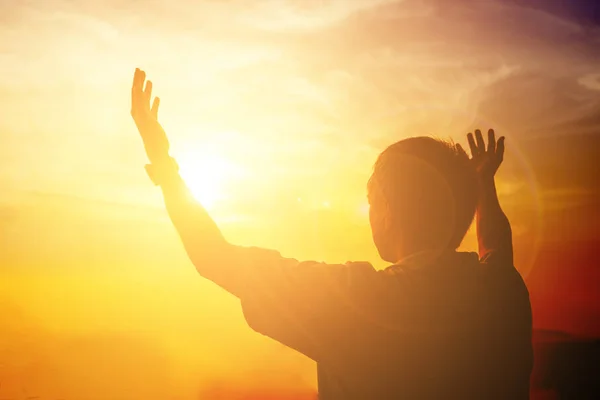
[238,0,400,32]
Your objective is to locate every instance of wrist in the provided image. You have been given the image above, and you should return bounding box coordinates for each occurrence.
[145,156,180,186]
[147,150,172,166]
[476,175,500,210]
[477,174,495,190]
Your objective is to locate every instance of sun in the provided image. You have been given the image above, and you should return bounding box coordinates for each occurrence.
[176,151,238,210]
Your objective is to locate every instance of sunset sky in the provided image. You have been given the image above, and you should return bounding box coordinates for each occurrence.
[0,0,599,398]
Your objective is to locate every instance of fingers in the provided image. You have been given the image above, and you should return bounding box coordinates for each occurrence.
[132,68,146,92]
[131,68,159,120]
[487,129,496,153]
[151,97,160,119]
[497,136,505,161]
[132,68,141,90]
[455,143,468,158]
[131,68,147,116]
[132,68,138,90]
[475,129,485,153]
[131,69,141,114]
[467,132,478,157]
[144,80,153,106]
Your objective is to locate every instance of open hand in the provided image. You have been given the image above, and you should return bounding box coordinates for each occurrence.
[457,129,505,180]
[131,68,170,164]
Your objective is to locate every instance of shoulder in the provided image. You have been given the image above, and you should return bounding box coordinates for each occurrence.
[479,256,532,314]
[343,261,382,284]
[345,261,377,274]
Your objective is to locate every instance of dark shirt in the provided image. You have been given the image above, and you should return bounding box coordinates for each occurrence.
[235,249,533,399]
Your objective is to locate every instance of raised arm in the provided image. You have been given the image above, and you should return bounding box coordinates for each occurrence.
[130,68,250,296]
[459,129,513,264]
[127,69,407,362]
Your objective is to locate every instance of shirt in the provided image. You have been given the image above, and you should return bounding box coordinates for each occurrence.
[234,248,533,399]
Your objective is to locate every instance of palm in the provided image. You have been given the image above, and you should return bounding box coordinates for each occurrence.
[458,129,505,179]
[131,68,170,164]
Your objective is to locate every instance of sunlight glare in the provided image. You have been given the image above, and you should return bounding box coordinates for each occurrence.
[176,151,239,210]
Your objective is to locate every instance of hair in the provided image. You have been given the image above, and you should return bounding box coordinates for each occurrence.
[367,136,478,253]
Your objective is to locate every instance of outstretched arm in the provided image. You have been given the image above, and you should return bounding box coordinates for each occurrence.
[130,68,250,296]
[127,69,412,362]
[459,129,513,264]
[159,172,237,287]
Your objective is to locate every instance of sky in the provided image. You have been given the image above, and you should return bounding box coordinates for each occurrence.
[0,0,599,398]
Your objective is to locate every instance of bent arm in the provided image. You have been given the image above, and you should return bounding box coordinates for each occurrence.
[154,160,248,296]
[476,176,513,264]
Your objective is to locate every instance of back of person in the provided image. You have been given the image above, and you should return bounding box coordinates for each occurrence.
[314,253,533,400]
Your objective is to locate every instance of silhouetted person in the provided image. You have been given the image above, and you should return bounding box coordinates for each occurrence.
[130,68,533,399]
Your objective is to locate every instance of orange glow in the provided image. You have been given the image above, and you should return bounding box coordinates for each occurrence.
[0,0,598,399]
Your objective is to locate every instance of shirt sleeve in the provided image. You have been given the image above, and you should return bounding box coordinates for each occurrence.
[233,247,379,361]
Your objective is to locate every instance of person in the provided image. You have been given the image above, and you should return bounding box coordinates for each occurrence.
[130,68,533,399]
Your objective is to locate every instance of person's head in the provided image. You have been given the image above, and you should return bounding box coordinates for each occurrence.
[367,136,477,264]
